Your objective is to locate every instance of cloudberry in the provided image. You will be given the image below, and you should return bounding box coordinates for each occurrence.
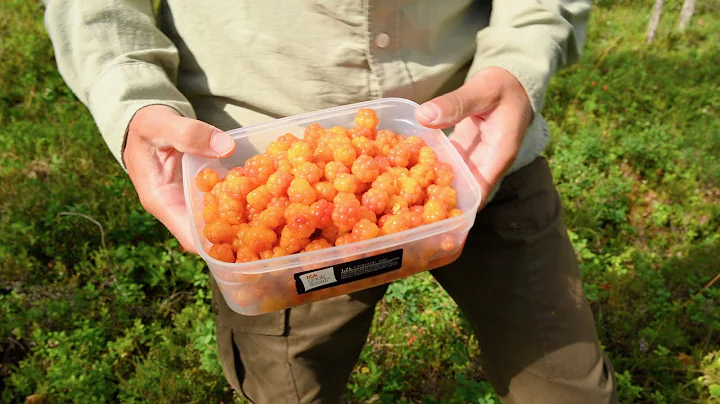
[408,205,424,228]
[422,200,448,224]
[219,209,244,225]
[235,246,259,263]
[351,219,379,241]
[333,173,359,193]
[388,144,412,167]
[274,156,293,173]
[381,214,410,235]
[354,108,379,129]
[327,126,349,138]
[243,225,278,253]
[268,196,290,210]
[449,208,463,218]
[310,199,334,229]
[351,155,380,183]
[321,224,341,245]
[398,177,423,205]
[332,193,362,232]
[358,206,377,224]
[324,161,350,182]
[348,126,375,140]
[388,167,410,179]
[374,155,391,171]
[335,234,357,246]
[245,155,275,184]
[279,226,310,254]
[204,221,235,244]
[362,187,389,215]
[314,181,337,202]
[434,162,455,186]
[259,250,274,260]
[287,140,314,167]
[304,238,333,252]
[195,167,220,193]
[385,194,409,215]
[244,202,262,223]
[410,164,436,188]
[292,161,322,185]
[427,185,458,210]
[209,243,235,263]
[372,173,398,196]
[288,178,317,205]
[204,192,218,206]
[377,214,391,228]
[285,209,316,239]
[203,204,220,223]
[264,140,290,158]
[352,136,377,157]
[247,185,272,211]
[225,176,257,200]
[254,206,285,229]
[333,143,357,167]
[277,133,299,147]
[418,146,438,166]
[266,171,293,198]
[375,130,399,154]
[303,123,326,146]
[272,246,288,258]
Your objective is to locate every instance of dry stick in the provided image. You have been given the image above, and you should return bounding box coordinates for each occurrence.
[678,0,697,32]
[629,271,720,373]
[647,0,664,43]
[57,212,106,250]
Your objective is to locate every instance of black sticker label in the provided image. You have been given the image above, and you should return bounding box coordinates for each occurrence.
[294,249,403,294]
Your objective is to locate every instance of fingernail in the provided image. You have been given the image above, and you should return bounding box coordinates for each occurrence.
[417,103,440,123]
[210,132,234,156]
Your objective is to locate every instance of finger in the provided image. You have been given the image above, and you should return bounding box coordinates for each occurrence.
[415,78,500,129]
[133,105,236,158]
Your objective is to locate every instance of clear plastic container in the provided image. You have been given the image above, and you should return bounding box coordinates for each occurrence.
[182,98,482,316]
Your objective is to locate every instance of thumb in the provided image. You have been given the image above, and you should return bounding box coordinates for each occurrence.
[415,79,500,130]
[132,105,236,158]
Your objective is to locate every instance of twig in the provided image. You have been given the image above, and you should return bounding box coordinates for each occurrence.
[57,212,106,250]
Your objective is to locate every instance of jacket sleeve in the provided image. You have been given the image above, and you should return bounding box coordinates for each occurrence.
[467,0,591,113]
[43,0,196,167]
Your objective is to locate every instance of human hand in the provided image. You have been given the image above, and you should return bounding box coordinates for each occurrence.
[124,105,235,253]
[414,67,533,207]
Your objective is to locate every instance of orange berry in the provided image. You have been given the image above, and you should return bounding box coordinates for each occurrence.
[268,196,290,210]
[245,155,275,184]
[310,199,334,229]
[303,123,326,146]
[381,214,410,235]
[209,243,235,263]
[332,192,362,232]
[410,164,436,188]
[354,108,380,130]
[204,221,235,244]
[225,176,257,200]
[358,206,377,224]
[324,161,350,182]
[277,133,299,147]
[321,224,341,245]
[259,250,274,260]
[247,185,272,211]
[418,146,438,166]
[388,167,410,180]
[388,144,412,168]
[266,171,294,198]
[327,125,349,138]
[279,226,310,254]
[398,177,423,206]
[333,173,359,193]
[314,181,337,202]
[427,184,458,210]
[287,140,314,167]
[292,161,322,185]
[377,214,391,228]
[352,136,377,157]
[244,225,278,253]
[274,156,293,173]
[304,238,334,252]
[371,173,398,196]
[351,155,380,183]
[203,192,218,206]
[196,167,220,192]
[219,196,244,213]
[235,246,259,263]
[272,246,289,258]
[374,155,391,171]
[333,143,357,167]
[375,129,399,153]
[264,140,290,158]
[408,205,424,228]
[361,187,390,215]
[422,200,448,224]
[440,234,458,252]
[203,204,220,223]
[254,206,285,229]
[348,126,375,140]
[244,202,262,223]
[351,219,379,241]
[434,161,455,186]
[335,233,357,246]
[219,209,244,225]
[288,178,317,205]
[449,208,463,218]
[285,205,316,238]
[385,194,409,215]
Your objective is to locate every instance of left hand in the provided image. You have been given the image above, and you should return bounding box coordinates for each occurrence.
[414,67,534,207]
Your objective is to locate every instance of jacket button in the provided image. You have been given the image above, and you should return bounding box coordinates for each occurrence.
[375,32,391,48]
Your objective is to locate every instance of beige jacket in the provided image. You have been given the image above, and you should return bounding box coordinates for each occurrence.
[44,0,590,175]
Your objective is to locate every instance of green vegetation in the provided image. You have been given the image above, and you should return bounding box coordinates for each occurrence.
[1,0,718,402]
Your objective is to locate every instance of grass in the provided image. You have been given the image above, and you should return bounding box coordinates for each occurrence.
[1,0,719,403]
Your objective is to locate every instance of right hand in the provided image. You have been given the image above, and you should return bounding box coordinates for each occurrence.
[124,105,235,253]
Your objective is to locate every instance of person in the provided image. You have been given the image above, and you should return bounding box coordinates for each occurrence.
[44,1,618,402]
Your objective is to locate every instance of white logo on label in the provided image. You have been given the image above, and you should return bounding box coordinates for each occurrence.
[300,267,337,291]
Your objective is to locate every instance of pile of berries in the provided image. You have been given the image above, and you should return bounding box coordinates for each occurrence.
[195,108,462,264]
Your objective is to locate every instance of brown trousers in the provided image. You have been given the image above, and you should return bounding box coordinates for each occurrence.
[210,157,618,403]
